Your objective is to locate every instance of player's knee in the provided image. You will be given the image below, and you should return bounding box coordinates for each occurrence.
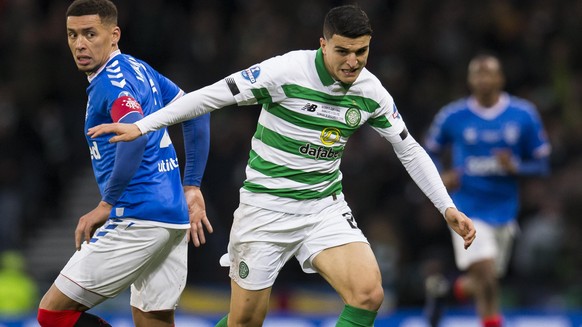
[350,283,384,311]
[231,309,267,326]
[367,284,385,310]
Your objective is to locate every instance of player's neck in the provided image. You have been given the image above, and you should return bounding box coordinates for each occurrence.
[475,93,500,108]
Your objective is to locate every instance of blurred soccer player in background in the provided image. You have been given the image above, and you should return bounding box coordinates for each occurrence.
[423,54,551,327]
[37,0,212,326]
[88,5,476,327]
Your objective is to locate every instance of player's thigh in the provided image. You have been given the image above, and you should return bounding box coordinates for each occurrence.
[131,228,188,312]
[57,220,178,308]
[296,200,371,274]
[229,279,271,325]
[313,242,382,304]
[305,201,382,306]
[39,284,89,311]
[131,307,174,327]
[225,204,305,291]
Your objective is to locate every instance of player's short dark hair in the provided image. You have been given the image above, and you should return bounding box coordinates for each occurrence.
[323,5,372,40]
[66,0,118,26]
[469,52,504,72]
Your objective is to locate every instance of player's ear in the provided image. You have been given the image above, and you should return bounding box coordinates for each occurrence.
[111,26,121,46]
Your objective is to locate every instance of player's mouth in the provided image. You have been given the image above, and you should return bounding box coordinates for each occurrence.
[76,55,92,66]
[340,67,359,77]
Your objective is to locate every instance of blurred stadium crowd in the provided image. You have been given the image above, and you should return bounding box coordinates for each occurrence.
[0,0,581,313]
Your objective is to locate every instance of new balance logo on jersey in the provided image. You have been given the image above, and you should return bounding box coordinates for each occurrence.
[299,143,342,160]
[89,141,102,160]
[301,103,318,112]
[158,157,179,172]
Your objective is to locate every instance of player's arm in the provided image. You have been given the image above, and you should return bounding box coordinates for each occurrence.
[101,96,148,205]
[392,134,476,249]
[87,80,237,142]
[513,156,549,175]
[494,149,549,176]
[182,113,213,247]
[76,96,147,250]
[495,111,551,176]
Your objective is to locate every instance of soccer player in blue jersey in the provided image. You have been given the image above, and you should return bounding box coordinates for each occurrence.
[88,5,477,327]
[37,0,212,326]
[423,54,551,327]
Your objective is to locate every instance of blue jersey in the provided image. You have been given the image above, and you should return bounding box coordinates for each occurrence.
[84,51,188,225]
[424,93,550,225]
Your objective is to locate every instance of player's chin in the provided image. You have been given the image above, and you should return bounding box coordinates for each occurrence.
[338,71,360,84]
[76,63,96,74]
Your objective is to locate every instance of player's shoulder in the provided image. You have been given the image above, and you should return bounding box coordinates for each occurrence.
[349,68,391,101]
[428,98,468,127]
[262,49,315,70]
[249,49,316,84]
[505,94,544,124]
[439,98,469,116]
[281,49,316,60]
[93,53,151,90]
[507,94,538,113]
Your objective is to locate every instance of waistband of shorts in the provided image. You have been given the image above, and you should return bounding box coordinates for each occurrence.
[239,189,344,214]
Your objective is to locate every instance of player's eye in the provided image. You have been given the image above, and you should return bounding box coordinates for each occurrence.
[356,48,368,56]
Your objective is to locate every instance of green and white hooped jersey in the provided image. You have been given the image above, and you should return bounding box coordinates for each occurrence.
[227,49,408,214]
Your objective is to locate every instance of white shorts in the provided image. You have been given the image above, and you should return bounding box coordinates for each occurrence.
[451,219,518,276]
[55,218,188,311]
[220,200,369,290]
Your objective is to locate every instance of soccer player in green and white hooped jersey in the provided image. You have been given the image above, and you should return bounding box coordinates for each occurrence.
[89,5,477,327]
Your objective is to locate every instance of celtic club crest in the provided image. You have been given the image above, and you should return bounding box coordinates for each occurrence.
[345,108,361,127]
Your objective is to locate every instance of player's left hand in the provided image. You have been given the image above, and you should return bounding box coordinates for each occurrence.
[443,207,476,249]
[87,123,142,143]
[184,186,213,247]
[494,149,518,174]
[75,201,111,251]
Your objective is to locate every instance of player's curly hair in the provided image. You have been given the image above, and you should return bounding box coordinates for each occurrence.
[323,4,373,40]
[66,0,118,26]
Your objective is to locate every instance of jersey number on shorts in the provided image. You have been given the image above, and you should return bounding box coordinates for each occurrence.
[343,212,358,229]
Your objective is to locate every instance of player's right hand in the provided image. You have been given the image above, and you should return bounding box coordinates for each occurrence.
[87,123,142,143]
[184,186,213,247]
[441,170,460,191]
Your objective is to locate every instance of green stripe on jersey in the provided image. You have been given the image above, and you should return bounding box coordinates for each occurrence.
[243,180,343,200]
[367,115,392,129]
[251,87,272,104]
[248,149,340,185]
[254,124,344,161]
[265,103,358,137]
[282,84,382,114]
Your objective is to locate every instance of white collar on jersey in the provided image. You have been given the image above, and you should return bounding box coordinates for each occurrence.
[467,92,510,120]
[87,49,122,83]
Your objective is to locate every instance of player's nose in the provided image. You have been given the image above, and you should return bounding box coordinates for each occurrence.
[346,53,358,68]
